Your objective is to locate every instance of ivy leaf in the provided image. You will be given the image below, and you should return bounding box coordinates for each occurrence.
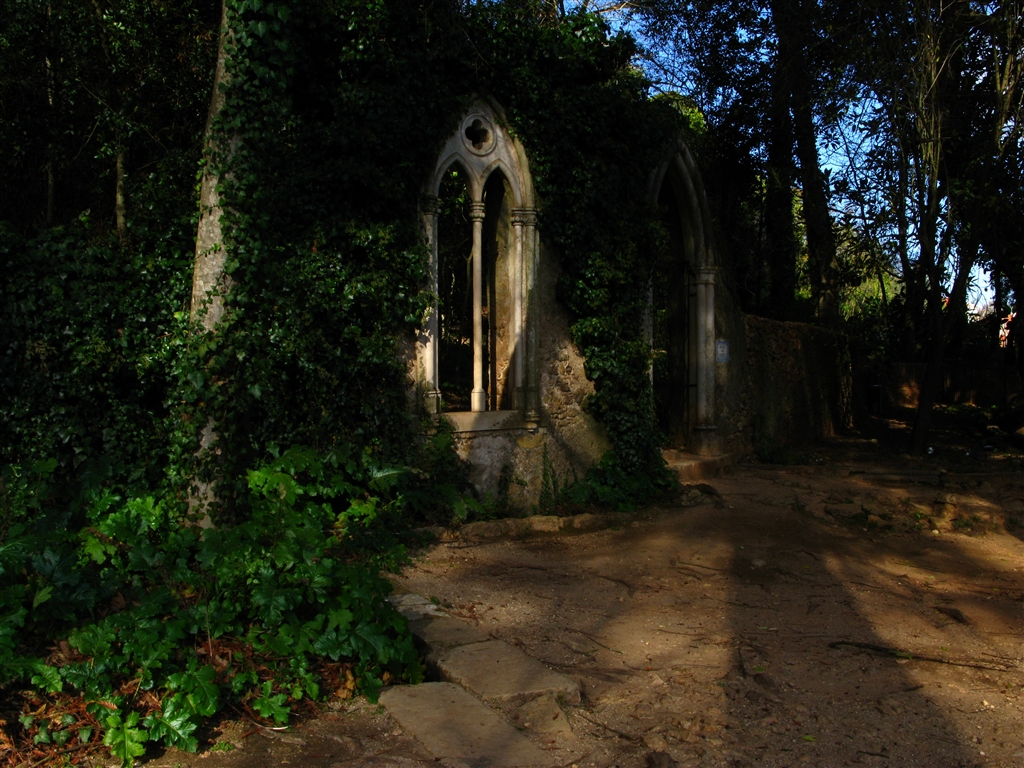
[188,681,220,717]
[30,662,63,693]
[103,710,149,766]
[143,702,199,752]
[354,620,390,663]
[81,533,113,564]
[252,681,290,724]
[32,584,53,609]
[166,663,220,716]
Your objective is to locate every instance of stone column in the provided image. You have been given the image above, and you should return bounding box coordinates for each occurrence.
[511,208,527,410]
[470,201,487,412]
[694,267,718,453]
[645,276,654,385]
[420,196,441,414]
[521,209,540,426]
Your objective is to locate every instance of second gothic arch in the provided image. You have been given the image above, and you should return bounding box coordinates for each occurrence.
[649,137,720,455]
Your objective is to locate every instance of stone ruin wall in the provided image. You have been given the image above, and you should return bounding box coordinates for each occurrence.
[719,314,853,458]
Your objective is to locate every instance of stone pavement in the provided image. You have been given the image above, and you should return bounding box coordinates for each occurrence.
[380,594,581,767]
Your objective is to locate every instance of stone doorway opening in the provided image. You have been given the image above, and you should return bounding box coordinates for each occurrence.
[653,169,698,450]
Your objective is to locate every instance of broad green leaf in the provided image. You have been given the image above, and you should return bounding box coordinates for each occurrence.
[103,710,149,766]
[30,662,63,693]
[32,584,53,609]
[252,681,290,724]
[143,703,199,752]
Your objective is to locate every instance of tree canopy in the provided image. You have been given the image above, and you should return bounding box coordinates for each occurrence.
[599,0,1022,447]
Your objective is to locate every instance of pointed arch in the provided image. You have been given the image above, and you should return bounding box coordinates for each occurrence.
[418,100,539,426]
[649,136,720,455]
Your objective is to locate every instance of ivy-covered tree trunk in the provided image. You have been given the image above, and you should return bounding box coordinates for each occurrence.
[191,0,232,331]
[188,0,232,519]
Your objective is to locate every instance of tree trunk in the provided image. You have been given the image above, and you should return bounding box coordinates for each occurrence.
[188,0,233,523]
[782,0,840,323]
[894,155,920,360]
[115,148,128,247]
[764,6,798,320]
[908,9,953,455]
[190,0,233,331]
[909,155,945,455]
[45,4,56,227]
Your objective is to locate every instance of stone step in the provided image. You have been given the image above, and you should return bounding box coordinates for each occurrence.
[390,592,581,706]
[431,639,580,705]
[662,451,733,482]
[382,593,579,765]
[379,682,553,767]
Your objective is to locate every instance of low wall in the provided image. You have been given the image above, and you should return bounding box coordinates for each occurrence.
[723,315,852,457]
[859,355,1022,411]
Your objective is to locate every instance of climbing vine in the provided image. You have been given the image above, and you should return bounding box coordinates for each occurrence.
[187,0,688,500]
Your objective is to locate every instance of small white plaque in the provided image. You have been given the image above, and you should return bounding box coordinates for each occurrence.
[716,340,729,364]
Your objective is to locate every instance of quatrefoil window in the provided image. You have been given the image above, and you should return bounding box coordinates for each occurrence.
[465,119,490,149]
[461,115,495,155]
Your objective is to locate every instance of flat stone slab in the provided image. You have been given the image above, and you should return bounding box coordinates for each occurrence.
[433,640,581,705]
[410,614,493,653]
[663,451,732,482]
[517,694,574,736]
[458,512,626,541]
[460,518,531,539]
[388,593,447,621]
[379,682,552,767]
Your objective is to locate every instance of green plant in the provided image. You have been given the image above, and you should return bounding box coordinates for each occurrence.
[559,452,675,513]
[2,6,706,761]
[1,446,423,766]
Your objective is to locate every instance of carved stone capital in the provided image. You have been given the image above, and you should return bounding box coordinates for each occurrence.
[469,201,486,221]
[421,195,440,217]
[696,267,719,285]
[512,207,538,227]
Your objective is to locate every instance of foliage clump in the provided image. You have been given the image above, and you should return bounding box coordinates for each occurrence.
[1,447,422,763]
[185,0,686,499]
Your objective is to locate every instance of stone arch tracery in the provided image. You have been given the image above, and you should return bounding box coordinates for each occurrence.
[418,101,539,427]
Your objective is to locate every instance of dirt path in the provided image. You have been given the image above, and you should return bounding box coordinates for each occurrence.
[143,446,1024,768]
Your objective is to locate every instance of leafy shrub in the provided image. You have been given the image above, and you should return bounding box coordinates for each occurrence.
[0,446,422,766]
[550,451,676,514]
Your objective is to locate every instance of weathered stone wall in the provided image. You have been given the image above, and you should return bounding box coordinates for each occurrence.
[720,315,852,457]
[709,267,749,457]
[533,242,612,487]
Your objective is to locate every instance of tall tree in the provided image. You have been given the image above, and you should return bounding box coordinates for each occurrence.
[834,0,1023,450]
[623,0,848,320]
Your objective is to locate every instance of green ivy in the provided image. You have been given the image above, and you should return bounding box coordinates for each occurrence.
[1,446,423,765]
[188,1,686,504]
